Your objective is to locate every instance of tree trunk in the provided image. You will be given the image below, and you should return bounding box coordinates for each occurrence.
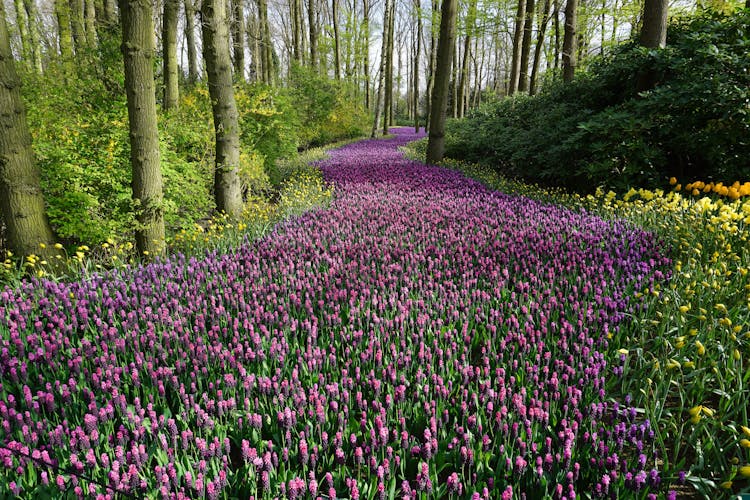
[56,0,75,62]
[70,0,85,52]
[232,0,246,79]
[371,0,389,137]
[561,0,577,82]
[553,0,560,71]
[22,0,43,72]
[413,0,422,131]
[424,0,438,131]
[382,0,394,134]
[308,0,318,69]
[640,0,667,48]
[247,13,261,80]
[332,0,341,79]
[517,0,534,92]
[529,0,551,94]
[457,0,476,118]
[14,0,31,62]
[185,0,200,83]
[84,0,96,47]
[258,0,273,84]
[0,0,59,259]
[450,39,457,117]
[162,0,179,110]
[119,0,166,257]
[103,0,116,24]
[202,0,244,218]
[508,0,526,94]
[426,0,457,164]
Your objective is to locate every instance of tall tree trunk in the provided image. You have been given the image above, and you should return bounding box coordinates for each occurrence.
[424,0,438,130]
[258,0,273,84]
[84,0,96,46]
[232,0,246,79]
[413,0,422,131]
[371,0,389,137]
[103,0,116,24]
[55,0,75,62]
[247,14,261,80]
[332,0,341,79]
[162,0,179,109]
[291,0,302,62]
[119,0,166,256]
[1,0,59,259]
[529,0,551,94]
[23,0,43,72]
[14,0,31,62]
[185,0,200,83]
[308,0,318,69]
[70,0,85,52]
[426,0,457,164]
[517,0,534,92]
[457,0,476,118]
[202,0,243,218]
[382,0,394,134]
[450,39,457,117]
[640,0,667,48]
[561,0,577,82]
[362,0,369,106]
[508,0,526,94]
[553,0,560,71]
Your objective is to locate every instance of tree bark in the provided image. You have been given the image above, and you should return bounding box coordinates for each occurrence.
[424,0,438,131]
[382,0,394,134]
[529,0,551,94]
[185,0,200,83]
[308,0,318,69]
[257,0,273,84]
[232,0,246,79]
[426,0,457,164]
[561,0,577,82]
[247,13,261,80]
[70,0,86,52]
[640,0,667,48]
[413,0,422,131]
[332,0,341,79]
[371,0,389,137]
[457,0,476,118]
[119,0,166,256]
[362,0,369,106]
[84,0,97,47]
[517,0,534,92]
[22,0,43,72]
[508,0,526,94]
[162,0,179,110]
[1,0,59,259]
[202,0,243,218]
[14,0,31,62]
[55,0,75,62]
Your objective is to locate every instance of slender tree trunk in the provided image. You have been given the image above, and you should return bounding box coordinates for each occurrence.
[413,0,422,131]
[362,0,369,106]
[162,0,179,109]
[202,0,244,218]
[56,0,75,62]
[308,0,318,69]
[424,0,438,130]
[84,0,96,46]
[14,0,31,62]
[232,0,246,79]
[450,40,457,117]
[371,0,389,137]
[23,0,43,72]
[426,0,457,164]
[119,0,166,256]
[561,0,577,82]
[640,0,667,48]
[332,0,341,79]
[529,0,551,94]
[258,0,273,84]
[457,0,476,118]
[1,0,59,258]
[248,14,261,80]
[517,0,534,92]
[185,0,200,83]
[103,0,115,23]
[70,0,85,52]
[553,0,560,71]
[508,0,526,94]
[382,0,394,134]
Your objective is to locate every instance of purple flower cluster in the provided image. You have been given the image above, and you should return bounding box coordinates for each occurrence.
[0,128,671,497]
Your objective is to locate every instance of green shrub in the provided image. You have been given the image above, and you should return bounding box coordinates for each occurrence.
[446,10,750,191]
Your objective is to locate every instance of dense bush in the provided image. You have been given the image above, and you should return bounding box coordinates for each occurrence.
[445,10,750,192]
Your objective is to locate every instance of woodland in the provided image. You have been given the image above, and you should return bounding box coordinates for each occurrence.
[0,0,749,496]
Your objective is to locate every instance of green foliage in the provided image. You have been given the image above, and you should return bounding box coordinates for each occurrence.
[446,10,750,191]
[287,64,370,148]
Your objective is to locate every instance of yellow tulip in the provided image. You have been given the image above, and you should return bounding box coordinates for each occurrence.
[740,465,750,478]
[688,405,703,416]
[741,425,750,437]
[695,340,705,356]
[740,439,750,448]
[669,177,677,185]
[720,481,732,489]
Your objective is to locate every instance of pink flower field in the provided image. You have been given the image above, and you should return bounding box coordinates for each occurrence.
[0,128,674,498]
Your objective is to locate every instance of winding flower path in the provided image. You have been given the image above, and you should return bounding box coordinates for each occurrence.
[0,128,671,498]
